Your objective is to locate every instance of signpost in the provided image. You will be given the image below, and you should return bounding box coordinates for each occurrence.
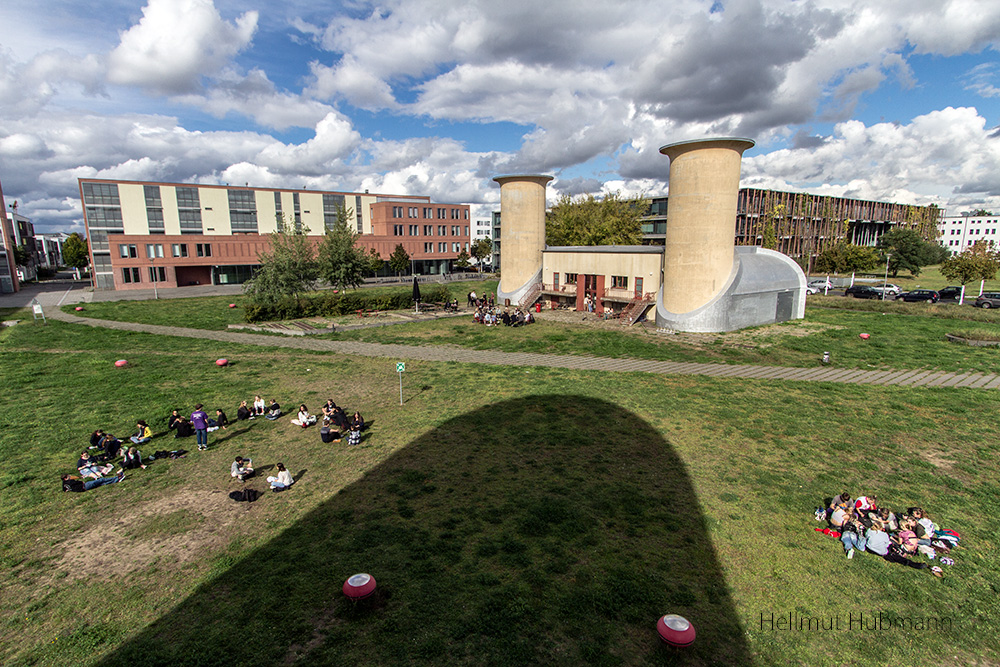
[396,362,405,405]
[31,298,45,324]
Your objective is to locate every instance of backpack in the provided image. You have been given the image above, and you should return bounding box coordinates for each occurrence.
[229,488,259,503]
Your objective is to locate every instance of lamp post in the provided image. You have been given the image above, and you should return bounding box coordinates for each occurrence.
[882,253,891,301]
[150,256,158,300]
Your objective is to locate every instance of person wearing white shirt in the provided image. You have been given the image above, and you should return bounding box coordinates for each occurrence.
[267,462,293,491]
[231,456,254,481]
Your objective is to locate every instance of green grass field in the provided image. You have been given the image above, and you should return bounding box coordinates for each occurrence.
[2,299,998,665]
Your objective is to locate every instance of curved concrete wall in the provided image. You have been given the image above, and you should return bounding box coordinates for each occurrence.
[493,175,553,304]
[658,138,754,313]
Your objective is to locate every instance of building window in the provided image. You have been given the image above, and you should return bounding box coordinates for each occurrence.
[449,208,458,219]
[565,273,577,285]
[449,225,458,236]
[452,242,460,252]
[424,242,433,252]
[148,266,166,282]
[176,187,203,234]
[612,276,628,289]
[438,225,447,235]
[85,207,124,228]
[145,243,164,258]
[196,243,212,257]
[408,207,418,218]
[228,189,258,233]
[407,225,417,235]
[464,210,469,219]
[121,267,140,284]
[553,273,560,289]
[394,225,404,236]
[423,207,432,218]
[393,206,403,218]
[118,244,138,258]
[438,242,447,252]
[464,226,469,236]
[424,225,433,235]
[172,244,188,258]
[82,182,121,206]
[437,208,446,219]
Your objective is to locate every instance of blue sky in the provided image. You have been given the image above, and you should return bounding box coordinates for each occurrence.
[1,0,1000,234]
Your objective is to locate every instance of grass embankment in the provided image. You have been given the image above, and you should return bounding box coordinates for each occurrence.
[0,317,997,666]
[61,280,500,331]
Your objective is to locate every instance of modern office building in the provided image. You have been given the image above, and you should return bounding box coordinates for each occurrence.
[36,233,69,269]
[938,212,1000,255]
[79,179,471,291]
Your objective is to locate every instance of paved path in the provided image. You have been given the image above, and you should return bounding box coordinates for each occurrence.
[40,308,1000,390]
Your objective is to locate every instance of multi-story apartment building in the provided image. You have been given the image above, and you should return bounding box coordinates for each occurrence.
[79,179,471,291]
[36,233,69,268]
[938,212,1000,254]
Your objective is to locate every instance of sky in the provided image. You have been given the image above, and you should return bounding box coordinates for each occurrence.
[2,0,1000,236]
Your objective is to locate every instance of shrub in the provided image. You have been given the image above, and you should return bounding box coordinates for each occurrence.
[243,284,452,322]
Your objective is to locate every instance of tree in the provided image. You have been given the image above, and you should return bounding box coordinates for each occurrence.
[317,206,366,291]
[365,247,384,276]
[470,238,493,270]
[876,229,947,277]
[62,233,89,270]
[243,218,319,303]
[940,241,1000,289]
[545,191,649,246]
[813,242,880,274]
[388,243,410,277]
[13,244,31,267]
[455,249,471,269]
[971,209,994,216]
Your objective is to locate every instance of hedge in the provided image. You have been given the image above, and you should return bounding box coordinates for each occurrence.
[243,284,451,322]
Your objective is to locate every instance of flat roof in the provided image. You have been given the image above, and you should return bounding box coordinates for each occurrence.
[544,245,663,254]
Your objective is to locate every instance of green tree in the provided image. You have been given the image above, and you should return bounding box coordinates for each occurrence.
[940,240,1000,288]
[455,249,471,269]
[13,244,31,267]
[971,209,993,216]
[546,191,649,246]
[243,218,319,303]
[365,247,384,276]
[317,206,366,291]
[388,243,410,277]
[813,242,880,274]
[62,233,90,270]
[470,238,493,270]
[876,229,947,277]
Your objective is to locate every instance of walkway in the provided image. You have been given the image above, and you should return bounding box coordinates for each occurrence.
[43,308,1000,389]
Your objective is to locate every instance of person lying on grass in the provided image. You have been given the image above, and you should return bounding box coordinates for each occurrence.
[62,470,124,491]
[77,451,114,479]
[231,456,254,481]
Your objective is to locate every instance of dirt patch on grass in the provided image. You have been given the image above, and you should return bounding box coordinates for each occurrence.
[53,487,256,581]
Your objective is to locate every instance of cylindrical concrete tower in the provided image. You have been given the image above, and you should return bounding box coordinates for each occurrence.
[658,138,754,314]
[493,174,553,305]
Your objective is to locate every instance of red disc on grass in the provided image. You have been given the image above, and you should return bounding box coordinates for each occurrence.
[657,614,696,647]
[114,359,128,368]
[343,573,377,599]
[216,358,228,366]
[859,333,870,339]
[229,303,236,308]
[75,306,84,311]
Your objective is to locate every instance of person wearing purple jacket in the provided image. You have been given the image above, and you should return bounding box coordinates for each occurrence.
[191,403,210,450]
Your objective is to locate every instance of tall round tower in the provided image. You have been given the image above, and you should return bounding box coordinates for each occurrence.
[658,138,755,313]
[493,174,553,305]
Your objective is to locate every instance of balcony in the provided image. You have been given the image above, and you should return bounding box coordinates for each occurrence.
[539,282,577,296]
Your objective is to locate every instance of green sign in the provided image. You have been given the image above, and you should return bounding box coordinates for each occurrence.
[396,362,405,373]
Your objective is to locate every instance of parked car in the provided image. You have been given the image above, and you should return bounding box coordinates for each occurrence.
[844,285,881,299]
[896,289,940,303]
[974,292,1000,309]
[808,279,834,291]
[937,286,964,300]
[870,283,902,296]
[805,285,820,295]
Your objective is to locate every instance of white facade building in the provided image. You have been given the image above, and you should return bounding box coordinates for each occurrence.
[938,213,1000,255]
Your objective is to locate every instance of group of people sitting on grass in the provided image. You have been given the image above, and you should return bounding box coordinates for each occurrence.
[64,393,367,493]
[815,493,961,578]
[229,456,294,491]
[472,305,535,327]
[467,291,495,310]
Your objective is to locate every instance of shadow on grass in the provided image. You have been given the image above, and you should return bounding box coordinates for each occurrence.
[97,396,750,666]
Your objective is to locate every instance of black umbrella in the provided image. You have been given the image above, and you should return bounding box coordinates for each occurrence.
[412,276,421,313]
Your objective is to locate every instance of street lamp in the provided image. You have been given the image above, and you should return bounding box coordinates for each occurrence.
[882,253,891,301]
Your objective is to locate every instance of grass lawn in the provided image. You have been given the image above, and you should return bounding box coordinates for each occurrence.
[1,316,998,666]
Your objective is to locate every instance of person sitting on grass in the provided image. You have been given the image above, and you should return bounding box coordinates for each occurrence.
[207,408,229,432]
[130,420,152,445]
[122,446,147,470]
[62,470,124,491]
[291,404,317,427]
[77,451,114,479]
[265,399,282,421]
[840,514,867,559]
[167,409,182,431]
[352,411,365,432]
[97,432,122,459]
[348,418,361,446]
[89,429,105,449]
[237,400,252,421]
[267,462,293,491]
[253,395,265,416]
[828,492,852,526]
[173,415,194,438]
[231,456,254,481]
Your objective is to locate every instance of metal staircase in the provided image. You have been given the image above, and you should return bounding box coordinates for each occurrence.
[620,292,654,326]
[518,282,543,310]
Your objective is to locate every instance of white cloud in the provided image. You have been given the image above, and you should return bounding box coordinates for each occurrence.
[107,0,258,94]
